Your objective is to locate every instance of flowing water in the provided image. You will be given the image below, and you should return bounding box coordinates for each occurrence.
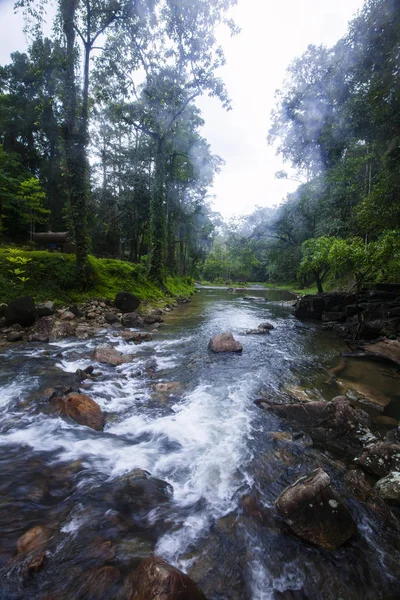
[0,287,400,599]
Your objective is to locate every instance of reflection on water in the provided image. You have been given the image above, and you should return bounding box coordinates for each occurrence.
[0,288,399,599]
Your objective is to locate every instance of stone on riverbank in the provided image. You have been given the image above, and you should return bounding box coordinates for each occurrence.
[55,393,105,431]
[122,556,207,600]
[208,332,243,353]
[121,312,144,327]
[93,345,132,366]
[114,291,140,313]
[5,296,37,327]
[7,331,23,342]
[276,468,356,550]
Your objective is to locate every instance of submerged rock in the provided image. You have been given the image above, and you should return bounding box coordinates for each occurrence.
[208,332,243,353]
[54,393,105,431]
[17,525,50,554]
[93,346,132,366]
[276,468,356,550]
[122,556,207,600]
[113,469,173,514]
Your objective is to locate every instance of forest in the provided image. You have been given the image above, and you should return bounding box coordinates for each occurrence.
[0,0,399,294]
[203,0,400,291]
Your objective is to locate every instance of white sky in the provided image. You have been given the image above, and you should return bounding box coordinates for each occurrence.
[0,0,365,218]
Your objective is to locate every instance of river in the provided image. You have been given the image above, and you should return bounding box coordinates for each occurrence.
[0,287,399,599]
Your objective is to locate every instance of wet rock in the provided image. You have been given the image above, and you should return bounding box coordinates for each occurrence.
[121,312,144,328]
[121,556,207,600]
[208,332,243,353]
[154,382,181,394]
[144,314,164,325]
[121,330,153,343]
[36,301,55,317]
[5,296,37,327]
[260,397,378,460]
[344,469,392,518]
[113,469,173,515]
[93,346,132,366]
[105,312,119,324]
[375,416,398,428]
[75,324,96,340]
[72,566,120,599]
[284,384,318,403]
[276,468,356,550]
[17,525,50,554]
[356,442,400,477]
[375,472,400,503]
[6,331,23,342]
[114,292,140,313]
[258,322,275,331]
[55,393,105,431]
[274,591,308,600]
[28,332,50,343]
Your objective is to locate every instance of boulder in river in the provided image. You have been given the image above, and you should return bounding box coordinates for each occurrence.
[121,311,144,328]
[276,468,356,550]
[55,393,105,431]
[259,397,378,460]
[355,442,400,477]
[5,296,37,327]
[375,472,400,503]
[122,556,207,600]
[208,332,243,353]
[93,345,132,366]
[114,291,140,313]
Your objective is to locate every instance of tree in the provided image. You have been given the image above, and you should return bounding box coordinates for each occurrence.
[298,236,336,293]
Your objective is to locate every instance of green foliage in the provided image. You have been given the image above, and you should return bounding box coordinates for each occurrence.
[298,236,336,292]
[0,249,193,304]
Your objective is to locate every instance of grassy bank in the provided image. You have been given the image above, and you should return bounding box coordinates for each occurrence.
[199,280,318,295]
[0,250,194,305]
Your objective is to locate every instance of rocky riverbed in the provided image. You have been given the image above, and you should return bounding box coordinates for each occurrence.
[0,286,399,599]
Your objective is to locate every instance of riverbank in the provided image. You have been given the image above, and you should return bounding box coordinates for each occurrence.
[198,280,318,295]
[0,250,194,305]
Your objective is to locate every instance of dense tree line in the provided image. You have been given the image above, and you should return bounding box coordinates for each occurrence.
[0,0,236,285]
[202,0,400,290]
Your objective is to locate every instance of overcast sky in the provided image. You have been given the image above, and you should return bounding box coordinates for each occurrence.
[0,0,365,218]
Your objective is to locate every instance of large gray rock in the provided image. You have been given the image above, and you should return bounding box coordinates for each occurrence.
[5,296,37,327]
[208,332,243,353]
[276,468,356,550]
[114,291,140,313]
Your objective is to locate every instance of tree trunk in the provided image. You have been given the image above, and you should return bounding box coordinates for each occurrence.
[148,136,166,280]
[61,0,90,288]
[314,272,324,293]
